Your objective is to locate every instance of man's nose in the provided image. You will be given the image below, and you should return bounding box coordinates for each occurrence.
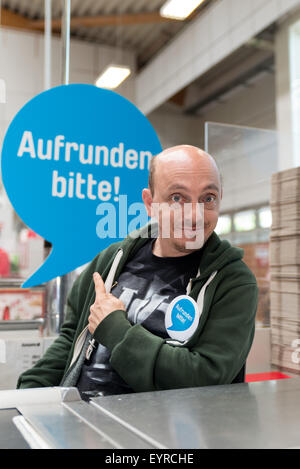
[183,202,204,227]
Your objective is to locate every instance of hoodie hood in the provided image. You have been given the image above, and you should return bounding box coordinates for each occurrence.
[196,232,244,279]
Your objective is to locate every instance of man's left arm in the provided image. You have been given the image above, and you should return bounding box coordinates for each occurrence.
[89,273,258,392]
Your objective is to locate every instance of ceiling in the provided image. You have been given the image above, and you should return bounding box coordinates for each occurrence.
[0,0,276,115]
[0,0,214,69]
[161,24,276,115]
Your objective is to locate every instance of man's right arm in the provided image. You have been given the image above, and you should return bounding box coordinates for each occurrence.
[16,275,81,389]
[16,241,123,389]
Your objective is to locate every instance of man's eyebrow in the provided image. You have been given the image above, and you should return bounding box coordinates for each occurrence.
[167,184,190,192]
[202,184,220,193]
[167,183,220,193]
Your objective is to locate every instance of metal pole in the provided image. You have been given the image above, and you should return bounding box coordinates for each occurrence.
[56,0,72,332]
[61,0,71,85]
[45,270,77,335]
[45,0,72,336]
[44,0,52,90]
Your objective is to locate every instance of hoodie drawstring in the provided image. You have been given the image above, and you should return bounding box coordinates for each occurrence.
[85,249,124,360]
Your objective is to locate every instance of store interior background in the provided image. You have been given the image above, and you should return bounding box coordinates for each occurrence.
[0,0,300,388]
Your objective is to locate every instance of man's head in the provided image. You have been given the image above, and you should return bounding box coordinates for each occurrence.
[142,145,222,256]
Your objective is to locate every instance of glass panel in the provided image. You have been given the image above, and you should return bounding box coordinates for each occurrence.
[205,122,278,214]
[0,3,49,333]
[205,122,279,327]
[0,31,45,281]
[289,20,300,167]
[0,5,136,284]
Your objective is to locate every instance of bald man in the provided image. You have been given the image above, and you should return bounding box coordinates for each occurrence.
[143,145,222,255]
[17,145,258,399]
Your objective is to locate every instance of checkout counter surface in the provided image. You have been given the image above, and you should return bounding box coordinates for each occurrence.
[1,378,300,449]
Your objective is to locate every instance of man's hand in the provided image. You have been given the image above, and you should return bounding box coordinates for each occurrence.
[88,272,125,334]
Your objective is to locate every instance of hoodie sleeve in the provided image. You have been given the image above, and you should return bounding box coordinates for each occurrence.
[16,241,124,389]
[16,275,82,389]
[93,281,258,392]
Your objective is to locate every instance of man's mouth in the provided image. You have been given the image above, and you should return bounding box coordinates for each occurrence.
[173,226,201,238]
[183,229,198,238]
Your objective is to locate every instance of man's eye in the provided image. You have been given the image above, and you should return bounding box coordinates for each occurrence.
[171,194,182,203]
[203,194,217,204]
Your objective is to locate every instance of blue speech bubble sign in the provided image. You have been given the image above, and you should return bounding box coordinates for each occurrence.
[1,84,162,287]
[167,297,196,332]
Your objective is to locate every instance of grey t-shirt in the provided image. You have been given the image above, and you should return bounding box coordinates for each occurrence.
[76,238,202,400]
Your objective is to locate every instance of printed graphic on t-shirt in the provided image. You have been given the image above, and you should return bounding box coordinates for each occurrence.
[113,268,189,337]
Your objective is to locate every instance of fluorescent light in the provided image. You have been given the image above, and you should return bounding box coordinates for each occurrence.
[160,0,205,20]
[95,65,131,90]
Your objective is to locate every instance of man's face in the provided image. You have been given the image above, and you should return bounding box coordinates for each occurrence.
[143,148,222,255]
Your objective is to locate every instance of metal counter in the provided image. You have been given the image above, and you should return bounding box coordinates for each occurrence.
[1,379,300,449]
[0,387,150,449]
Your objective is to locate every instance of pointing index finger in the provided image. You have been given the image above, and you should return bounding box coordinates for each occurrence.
[93,272,106,298]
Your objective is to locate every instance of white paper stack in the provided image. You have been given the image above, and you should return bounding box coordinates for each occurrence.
[270,167,300,375]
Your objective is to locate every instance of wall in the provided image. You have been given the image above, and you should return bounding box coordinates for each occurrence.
[275,9,300,170]
[197,72,276,135]
[148,107,203,150]
[136,0,300,115]
[149,71,276,150]
[0,27,136,144]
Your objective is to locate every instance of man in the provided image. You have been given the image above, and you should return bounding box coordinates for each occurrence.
[17,145,258,399]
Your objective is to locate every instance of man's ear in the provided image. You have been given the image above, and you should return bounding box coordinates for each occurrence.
[142,188,153,218]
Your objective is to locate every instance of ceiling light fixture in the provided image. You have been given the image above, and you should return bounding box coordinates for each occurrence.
[95,65,131,90]
[160,0,206,20]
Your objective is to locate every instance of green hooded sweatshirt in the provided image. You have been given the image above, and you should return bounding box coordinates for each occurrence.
[17,224,258,392]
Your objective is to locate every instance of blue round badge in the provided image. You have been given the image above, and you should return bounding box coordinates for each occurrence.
[165,295,200,342]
